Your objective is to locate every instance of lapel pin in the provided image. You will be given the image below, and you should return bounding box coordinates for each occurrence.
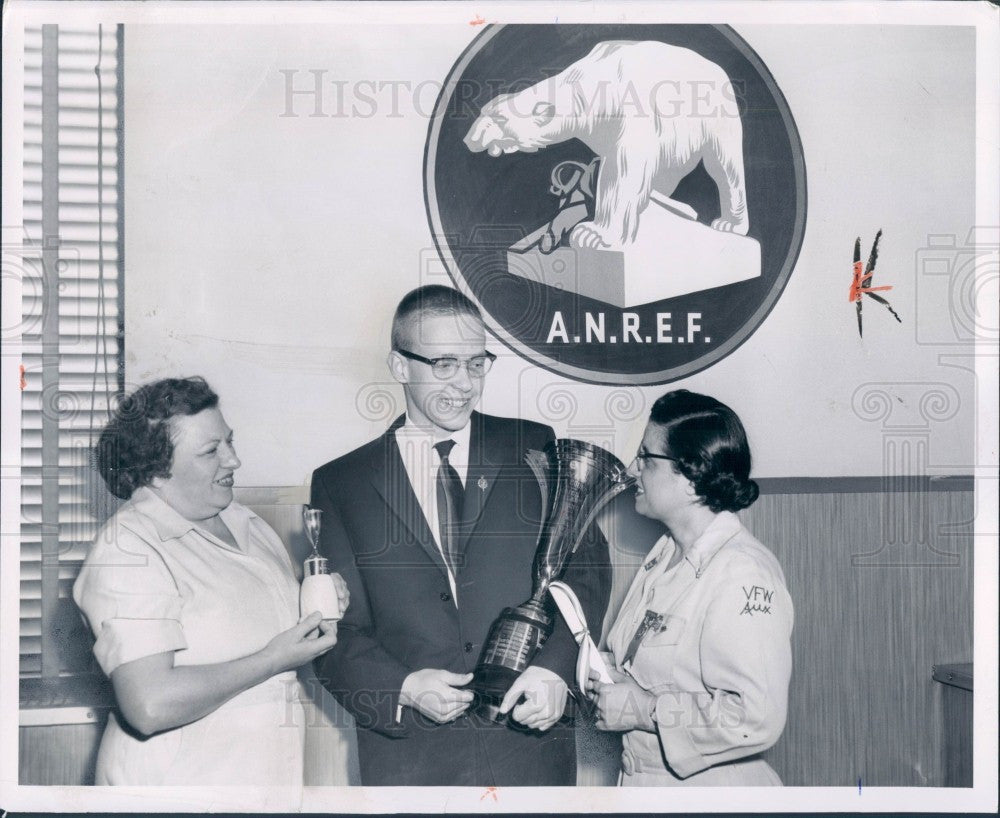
[477,476,488,492]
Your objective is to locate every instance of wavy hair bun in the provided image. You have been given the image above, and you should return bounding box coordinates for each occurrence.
[697,473,759,513]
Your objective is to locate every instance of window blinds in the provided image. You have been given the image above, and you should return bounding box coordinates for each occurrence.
[21,24,124,678]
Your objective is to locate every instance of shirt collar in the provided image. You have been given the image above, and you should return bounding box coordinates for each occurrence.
[682,511,741,576]
[130,485,256,547]
[397,415,471,453]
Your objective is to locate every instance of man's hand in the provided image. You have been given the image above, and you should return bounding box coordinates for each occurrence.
[399,668,474,723]
[588,666,656,732]
[498,666,568,731]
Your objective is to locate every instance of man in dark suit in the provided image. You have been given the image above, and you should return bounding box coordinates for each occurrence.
[311,285,610,786]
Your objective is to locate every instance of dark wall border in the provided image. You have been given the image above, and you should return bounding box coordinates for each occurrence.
[757,475,974,494]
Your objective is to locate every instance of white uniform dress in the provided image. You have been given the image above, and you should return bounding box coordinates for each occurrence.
[73,487,306,786]
[606,511,793,786]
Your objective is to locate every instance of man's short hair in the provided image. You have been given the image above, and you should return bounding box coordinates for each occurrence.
[391,285,483,350]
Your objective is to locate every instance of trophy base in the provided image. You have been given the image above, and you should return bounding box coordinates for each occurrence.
[473,699,507,723]
[471,664,524,702]
[471,596,554,702]
[472,697,582,726]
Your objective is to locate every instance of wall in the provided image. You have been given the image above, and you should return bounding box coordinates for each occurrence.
[122,23,977,485]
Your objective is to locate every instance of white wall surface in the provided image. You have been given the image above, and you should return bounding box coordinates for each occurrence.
[124,23,978,484]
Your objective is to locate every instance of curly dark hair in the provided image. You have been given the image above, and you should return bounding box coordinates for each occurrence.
[96,377,219,499]
[648,390,759,513]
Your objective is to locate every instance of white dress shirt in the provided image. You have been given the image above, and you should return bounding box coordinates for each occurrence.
[394,416,471,602]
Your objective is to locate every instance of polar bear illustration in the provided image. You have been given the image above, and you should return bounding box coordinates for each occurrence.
[463,41,750,250]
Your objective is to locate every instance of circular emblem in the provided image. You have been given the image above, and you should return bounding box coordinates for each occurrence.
[425,24,806,385]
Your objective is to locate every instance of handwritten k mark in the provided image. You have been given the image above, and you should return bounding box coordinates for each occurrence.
[850,230,902,337]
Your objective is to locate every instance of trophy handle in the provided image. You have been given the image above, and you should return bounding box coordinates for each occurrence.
[565,477,636,557]
[524,448,553,528]
[532,476,636,592]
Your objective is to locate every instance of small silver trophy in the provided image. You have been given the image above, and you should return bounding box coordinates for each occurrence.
[472,439,634,703]
[300,507,342,623]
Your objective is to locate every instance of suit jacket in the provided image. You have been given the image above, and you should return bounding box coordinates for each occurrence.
[311,411,611,785]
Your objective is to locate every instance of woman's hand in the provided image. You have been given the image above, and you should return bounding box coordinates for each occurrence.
[263,612,339,675]
[581,652,621,697]
[588,667,658,733]
[331,572,350,615]
[318,618,338,641]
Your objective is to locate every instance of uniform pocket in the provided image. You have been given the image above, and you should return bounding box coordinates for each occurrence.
[629,613,686,691]
[643,613,686,647]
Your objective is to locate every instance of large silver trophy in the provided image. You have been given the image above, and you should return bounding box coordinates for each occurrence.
[472,439,635,702]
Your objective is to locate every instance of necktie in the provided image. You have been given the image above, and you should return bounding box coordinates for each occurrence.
[434,440,463,574]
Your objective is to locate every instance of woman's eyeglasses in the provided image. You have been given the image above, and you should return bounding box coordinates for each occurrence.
[395,348,497,379]
[631,449,678,472]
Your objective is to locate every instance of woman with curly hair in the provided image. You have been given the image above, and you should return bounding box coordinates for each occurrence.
[73,377,346,785]
[589,390,792,786]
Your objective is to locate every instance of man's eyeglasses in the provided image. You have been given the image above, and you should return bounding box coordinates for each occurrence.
[395,348,497,379]
[632,449,678,472]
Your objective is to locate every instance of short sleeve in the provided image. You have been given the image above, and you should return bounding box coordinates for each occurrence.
[72,520,187,676]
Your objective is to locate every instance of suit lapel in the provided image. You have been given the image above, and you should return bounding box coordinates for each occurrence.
[456,412,503,561]
[368,415,451,581]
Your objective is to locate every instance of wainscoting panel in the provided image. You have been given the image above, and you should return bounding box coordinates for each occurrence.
[744,488,974,787]
[19,722,104,785]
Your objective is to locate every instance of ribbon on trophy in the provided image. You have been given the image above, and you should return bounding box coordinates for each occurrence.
[548,579,614,693]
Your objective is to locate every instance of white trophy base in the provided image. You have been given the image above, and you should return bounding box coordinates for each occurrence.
[507,201,761,307]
